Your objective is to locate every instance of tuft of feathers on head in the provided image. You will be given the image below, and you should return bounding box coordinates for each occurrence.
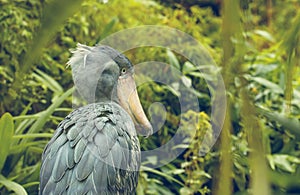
[66,43,93,70]
[66,43,124,103]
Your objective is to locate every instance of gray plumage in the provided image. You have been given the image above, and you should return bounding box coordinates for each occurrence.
[40,103,140,195]
[39,44,142,195]
[67,43,132,104]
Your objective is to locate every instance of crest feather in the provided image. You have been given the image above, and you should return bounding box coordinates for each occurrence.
[67,43,93,69]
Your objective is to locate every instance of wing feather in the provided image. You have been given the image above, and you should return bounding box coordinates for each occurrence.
[66,142,75,169]
[92,159,107,193]
[75,144,94,181]
[53,169,69,194]
[74,138,87,163]
[52,147,67,182]
[48,133,68,158]
[82,122,94,138]
[40,103,140,195]
[94,131,110,158]
[94,117,108,131]
[67,125,79,141]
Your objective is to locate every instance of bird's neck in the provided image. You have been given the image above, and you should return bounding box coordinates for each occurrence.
[90,86,119,104]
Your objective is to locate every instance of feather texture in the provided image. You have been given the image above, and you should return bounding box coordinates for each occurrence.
[39,102,140,195]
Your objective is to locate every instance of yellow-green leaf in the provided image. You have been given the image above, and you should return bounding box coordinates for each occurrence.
[0,174,27,195]
[0,113,14,171]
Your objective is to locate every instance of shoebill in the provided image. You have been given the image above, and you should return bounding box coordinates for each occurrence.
[39,43,153,194]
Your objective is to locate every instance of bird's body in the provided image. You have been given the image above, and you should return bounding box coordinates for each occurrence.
[40,102,140,194]
[39,44,152,194]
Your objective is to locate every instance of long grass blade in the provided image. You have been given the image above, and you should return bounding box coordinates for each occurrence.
[26,87,74,135]
[141,165,184,186]
[0,174,27,195]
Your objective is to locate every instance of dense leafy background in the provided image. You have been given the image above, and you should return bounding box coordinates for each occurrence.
[0,0,299,194]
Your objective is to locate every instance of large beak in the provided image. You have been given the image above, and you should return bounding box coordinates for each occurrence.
[117,74,153,137]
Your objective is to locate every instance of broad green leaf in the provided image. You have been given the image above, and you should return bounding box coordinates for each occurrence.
[182,61,195,74]
[181,75,192,88]
[267,154,300,173]
[0,113,14,171]
[0,174,27,195]
[167,49,180,70]
[253,30,275,42]
[247,75,283,94]
[256,106,300,140]
[267,154,276,170]
[252,63,278,75]
[34,69,63,93]
[170,169,185,175]
[180,187,194,194]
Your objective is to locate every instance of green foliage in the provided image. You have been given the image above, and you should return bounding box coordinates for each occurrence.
[180,111,214,195]
[0,0,42,115]
[0,88,72,193]
[0,174,27,195]
[0,113,14,172]
[0,0,299,194]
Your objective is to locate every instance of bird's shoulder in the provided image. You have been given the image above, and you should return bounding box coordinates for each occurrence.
[40,102,140,194]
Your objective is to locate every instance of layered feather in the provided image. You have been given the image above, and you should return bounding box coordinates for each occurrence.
[40,102,140,195]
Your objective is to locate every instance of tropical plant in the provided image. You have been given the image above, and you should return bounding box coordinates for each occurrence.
[0,0,300,194]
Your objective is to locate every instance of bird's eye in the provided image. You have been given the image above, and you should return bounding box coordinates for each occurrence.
[121,68,127,74]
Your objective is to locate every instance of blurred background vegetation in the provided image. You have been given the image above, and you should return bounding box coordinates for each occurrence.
[0,0,299,194]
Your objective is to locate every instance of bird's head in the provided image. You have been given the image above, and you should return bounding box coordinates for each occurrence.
[67,43,153,136]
